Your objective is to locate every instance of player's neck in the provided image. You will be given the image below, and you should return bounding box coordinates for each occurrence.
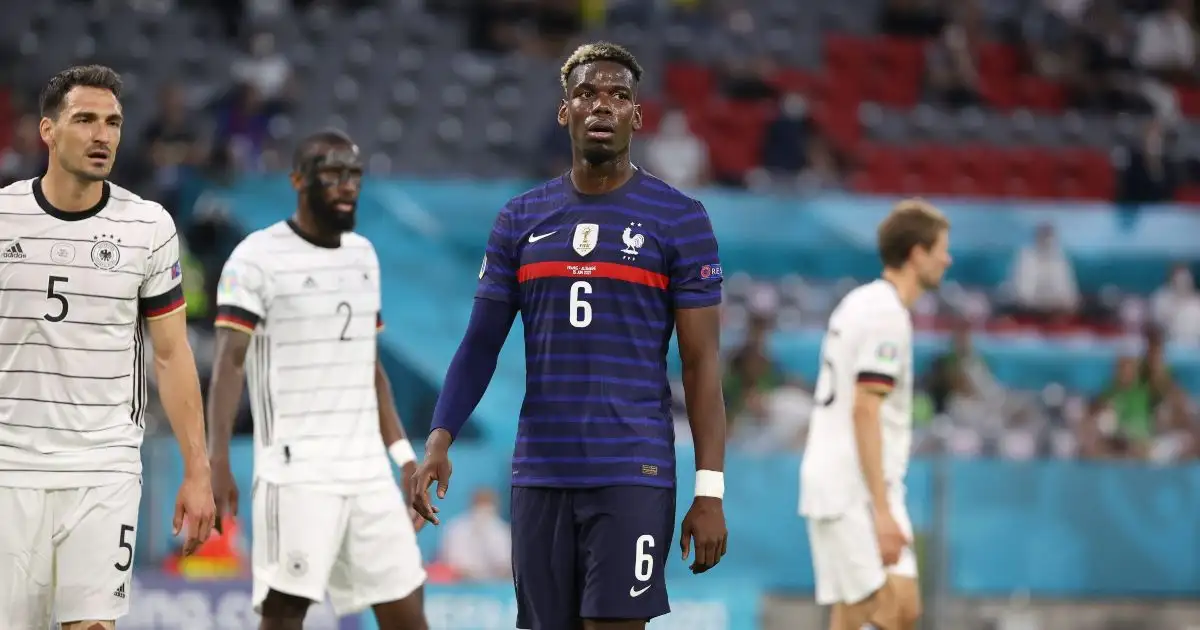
[289,213,341,248]
[881,269,923,309]
[570,153,635,195]
[40,165,105,212]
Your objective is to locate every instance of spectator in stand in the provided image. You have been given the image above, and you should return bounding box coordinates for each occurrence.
[723,313,786,435]
[925,0,985,107]
[760,93,812,176]
[1023,0,1090,81]
[1150,262,1200,344]
[1116,117,1179,205]
[644,109,709,190]
[1008,223,1081,318]
[210,83,281,174]
[140,83,206,213]
[438,488,512,581]
[231,31,293,104]
[879,0,946,38]
[1068,0,1150,113]
[1134,0,1196,82]
[718,56,779,102]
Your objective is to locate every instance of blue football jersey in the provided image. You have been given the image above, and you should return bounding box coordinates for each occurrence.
[476,169,722,488]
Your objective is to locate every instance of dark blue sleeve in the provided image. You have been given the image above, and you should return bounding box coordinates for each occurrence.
[475,204,520,304]
[429,298,518,439]
[668,200,723,309]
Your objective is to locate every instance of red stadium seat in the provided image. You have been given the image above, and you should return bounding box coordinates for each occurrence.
[1016,77,1066,112]
[664,63,715,105]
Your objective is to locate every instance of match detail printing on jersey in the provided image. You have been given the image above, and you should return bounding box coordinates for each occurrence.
[477,169,723,488]
[0,178,184,489]
[215,221,391,493]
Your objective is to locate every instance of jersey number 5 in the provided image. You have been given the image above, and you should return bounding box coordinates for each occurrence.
[569,280,592,328]
[44,276,69,323]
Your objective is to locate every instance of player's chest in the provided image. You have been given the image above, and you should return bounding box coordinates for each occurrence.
[0,231,148,299]
[518,213,668,272]
[267,259,380,319]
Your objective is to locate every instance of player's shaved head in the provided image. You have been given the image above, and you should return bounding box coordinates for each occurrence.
[877,198,950,269]
[560,42,643,94]
[292,128,356,173]
[39,65,122,120]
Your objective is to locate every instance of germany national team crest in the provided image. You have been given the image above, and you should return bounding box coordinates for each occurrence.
[572,223,598,257]
[90,238,120,270]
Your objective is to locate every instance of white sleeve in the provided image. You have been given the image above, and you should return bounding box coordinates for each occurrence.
[138,207,186,320]
[214,242,270,334]
[852,315,907,389]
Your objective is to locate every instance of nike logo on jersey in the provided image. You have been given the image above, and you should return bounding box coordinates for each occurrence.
[528,231,557,243]
[629,584,651,597]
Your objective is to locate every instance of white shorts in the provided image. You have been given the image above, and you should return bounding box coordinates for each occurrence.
[806,489,917,606]
[0,477,142,626]
[251,480,426,616]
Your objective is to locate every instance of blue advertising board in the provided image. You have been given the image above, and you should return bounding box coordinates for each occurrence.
[123,576,761,630]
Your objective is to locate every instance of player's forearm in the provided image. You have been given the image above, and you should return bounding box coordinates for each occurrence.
[155,346,210,475]
[681,352,727,472]
[852,398,888,511]
[375,360,406,445]
[205,358,245,461]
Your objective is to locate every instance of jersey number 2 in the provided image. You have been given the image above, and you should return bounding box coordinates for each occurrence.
[336,301,352,341]
[44,276,69,322]
[569,281,592,328]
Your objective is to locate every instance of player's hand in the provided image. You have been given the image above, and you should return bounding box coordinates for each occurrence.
[409,429,453,526]
[175,468,216,556]
[399,461,426,533]
[680,496,727,574]
[874,508,908,567]
[210,457,239,535]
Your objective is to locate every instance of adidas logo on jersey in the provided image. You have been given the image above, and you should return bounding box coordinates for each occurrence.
[1,242,26,260]
[303,277,317,289]
[113,583,126,599]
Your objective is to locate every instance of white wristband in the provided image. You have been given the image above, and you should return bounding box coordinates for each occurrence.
[388,440,417,466]
[694,469,724,499]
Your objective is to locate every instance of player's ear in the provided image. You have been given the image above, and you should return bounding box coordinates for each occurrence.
[557,100,568,127]
[288,171,304,192]
[632,104,643,132]
[38,117,54,149]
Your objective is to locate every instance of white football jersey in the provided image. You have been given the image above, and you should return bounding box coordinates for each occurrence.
[800,279,914,518]
[215,221,391,493]
[0,178,184,489]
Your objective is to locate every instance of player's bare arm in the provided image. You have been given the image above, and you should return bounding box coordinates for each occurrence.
[206,326,253,530]
[676,304,729,574]
[853,381,907,566]
[147,308,216,555]
[374,358,423,530]
[411,298,517,525]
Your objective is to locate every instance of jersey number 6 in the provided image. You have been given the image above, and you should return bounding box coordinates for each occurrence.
[44,275,70,323]
[569,280,592,328]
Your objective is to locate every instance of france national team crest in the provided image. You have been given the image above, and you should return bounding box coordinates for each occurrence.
[621,222,645,261]
[572,223,598,257]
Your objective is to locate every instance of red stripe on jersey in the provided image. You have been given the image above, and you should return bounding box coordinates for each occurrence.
[517,261,669,290]
[856,372,896,388]
[215,313,256,332]
[144,297,187,319]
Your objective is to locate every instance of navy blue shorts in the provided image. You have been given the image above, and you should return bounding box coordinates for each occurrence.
[511,485,676,629]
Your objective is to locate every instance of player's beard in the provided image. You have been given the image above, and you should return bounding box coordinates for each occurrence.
[306,182,356,233]
[581,144,621,165]
[312,196,356,232]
